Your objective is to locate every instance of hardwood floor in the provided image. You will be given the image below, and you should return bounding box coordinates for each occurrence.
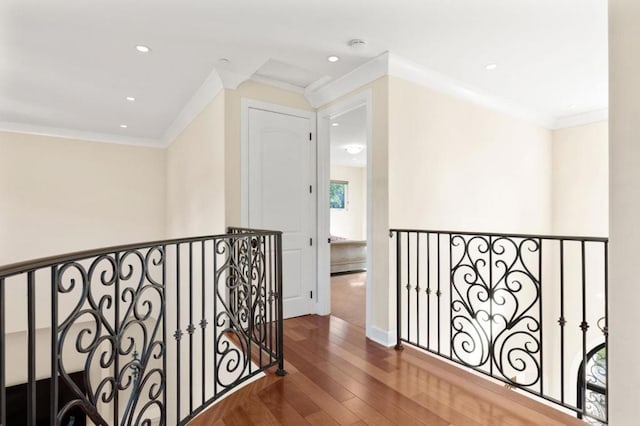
[190,315,584,425]
[331,272,366,329]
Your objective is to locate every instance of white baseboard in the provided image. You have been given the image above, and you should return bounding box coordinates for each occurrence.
[366,325,396,347]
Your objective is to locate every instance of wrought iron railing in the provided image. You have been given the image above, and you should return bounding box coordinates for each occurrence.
[390,229,608,424]
[0,227,284,425]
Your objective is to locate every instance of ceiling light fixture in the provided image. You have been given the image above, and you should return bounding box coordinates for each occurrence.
[120,124,128,129]
[568,104,577,110]
[327,55,340,63]
[331,123,340,127]
[126,96,136,102]
[345,144,364,155]
[218,58,230,64]
[485,63,497,70]
[135,44,151,53]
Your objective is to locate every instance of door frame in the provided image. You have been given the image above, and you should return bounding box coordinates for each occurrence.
[317,89,372,331]
[240,98,318,314]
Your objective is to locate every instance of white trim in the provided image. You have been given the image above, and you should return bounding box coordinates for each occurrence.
[387,53,556,129]
[161,69,225,147]
[216,69,252,90]
[249,76,307,94]
[317,90,373,335]
[316,113,331,315]
[305,53,388,108]
[0,121,162,148]
[307,51,609,131]
[551,108,608,129]
[367,325,396,348]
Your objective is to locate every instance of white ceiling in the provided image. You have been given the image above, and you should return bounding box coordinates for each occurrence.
[330,106,367,168]
[0,0,607,146]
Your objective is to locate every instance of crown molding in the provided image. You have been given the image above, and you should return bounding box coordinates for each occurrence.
[0,121,161,148]
[161,69,226,147]
[304,52,389,108]
[387,53,557,129]
[305,51,611,130]
[551,108,608,130]
[305,52,563,129]
[217,68,252,90]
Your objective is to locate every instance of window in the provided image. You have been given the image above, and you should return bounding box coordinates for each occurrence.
[330,180,348,209]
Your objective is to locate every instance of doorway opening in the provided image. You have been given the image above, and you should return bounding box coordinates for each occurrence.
[328,105,368,328]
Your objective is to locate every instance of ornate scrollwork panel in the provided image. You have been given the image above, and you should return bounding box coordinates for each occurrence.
[450,234,541,389]
[56,246,165,426]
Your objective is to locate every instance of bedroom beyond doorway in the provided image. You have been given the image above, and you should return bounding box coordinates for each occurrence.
[328,104,368,328]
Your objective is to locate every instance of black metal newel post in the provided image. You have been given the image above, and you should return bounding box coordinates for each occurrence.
[161,246,167,425]
[247,236,253,376]
[0,278,5,426]
[275,233,287,376]
[538,238,544,396]
[175,243,182,425]
[113,252,120,424]
[489,236,493,376]
[27,271,36,425]
[394,231,403,351]
[212,238,218,399]
[50,266,59,426]
[580,240,588,418]
[188,242,194,415]
[559,239,566,404]
[200,241,206,407]
[604,241,609,421]
[416,233,420,348]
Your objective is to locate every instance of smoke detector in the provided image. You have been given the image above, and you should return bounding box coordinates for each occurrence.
[348,39,367,50]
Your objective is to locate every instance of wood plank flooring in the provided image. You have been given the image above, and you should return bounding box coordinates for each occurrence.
[331,272,366,329]
[190,315,585,425]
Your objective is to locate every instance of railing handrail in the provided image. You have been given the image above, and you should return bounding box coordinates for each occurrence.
[0,227,285,425]
[389,228,609,243]
[390,227,608,424]
[0,228,283,278]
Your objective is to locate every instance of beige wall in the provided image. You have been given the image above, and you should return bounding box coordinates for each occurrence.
[552,121,608,237]
[609,1,640,423]
[0,131,167,393]
[330,165,366,240]
[388,76,553,235]
[224,80,314,226]
[0,131,166,265]
[166,91,226,237]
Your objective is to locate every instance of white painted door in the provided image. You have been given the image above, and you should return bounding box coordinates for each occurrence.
[248,107,315,318]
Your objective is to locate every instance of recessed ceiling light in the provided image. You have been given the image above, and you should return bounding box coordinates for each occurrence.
[135,44,151,53]
[218,58,230,64]
[345,144,364,155]
[327,55,340,63]
[332,123,340,127]
[120,124,128,129]
[485,63,497,71]
[126,96,136,102]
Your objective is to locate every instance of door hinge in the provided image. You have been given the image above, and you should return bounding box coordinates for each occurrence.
[309,132,312,141]
[310,291,313,298]
[309,185,313,194]
[309,237,313,246]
